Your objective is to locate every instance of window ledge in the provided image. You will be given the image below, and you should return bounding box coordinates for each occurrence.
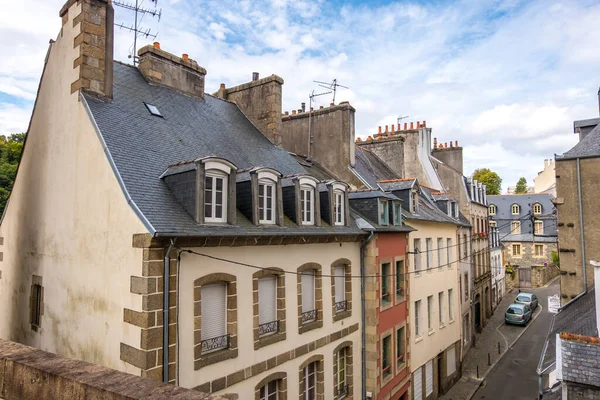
[428,329,435,336]
[299,319,323,334]
[194,348,238,370]
[449,319,456,324]
[439,323,446,329]
[333,310,352,322]
[254,331,286,350]
[415,336,424,343]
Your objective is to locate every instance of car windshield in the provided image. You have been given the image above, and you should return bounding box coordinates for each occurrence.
[507,307,523,315]
[516,296,530,302]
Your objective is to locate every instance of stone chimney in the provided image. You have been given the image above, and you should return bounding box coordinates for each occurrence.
[213,73,284,145]
[60,0,114,98]
[137,43,207,99]
[431,139,464,174]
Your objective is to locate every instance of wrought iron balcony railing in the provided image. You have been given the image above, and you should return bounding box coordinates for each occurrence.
[336,384,349,399]
[200,333,229,354]
[335,300,347,312]
[258,320,280,336]
[301,309,318,324]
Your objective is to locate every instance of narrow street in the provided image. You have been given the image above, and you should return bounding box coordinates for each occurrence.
[473,279,559,400]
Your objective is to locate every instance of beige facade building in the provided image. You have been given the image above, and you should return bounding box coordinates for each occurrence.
[554,94,600,303]
[534,159,556,195]
[0,1,367,399]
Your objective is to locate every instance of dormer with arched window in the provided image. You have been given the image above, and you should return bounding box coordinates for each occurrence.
[511,204,520,215]
[533,203,542,215]
[161,156,238,225]
[489,204,496,215]
[321,181,349,227]
[410,188,419,214]
[282,175,321,226]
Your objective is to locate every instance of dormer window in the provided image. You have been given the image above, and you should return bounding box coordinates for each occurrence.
[411,190,419,214]
[511,204,520,215]
[393,201,402,226]
[301,185,315,225]
[258,179,276,224]
[533,203,542,215]
[489,204,496,215]
[454,203,459,219]
[379,199,389,225]
[205,171,227,223]
[334,190,344,226]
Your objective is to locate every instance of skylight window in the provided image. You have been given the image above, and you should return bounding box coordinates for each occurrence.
[144,103,163,117]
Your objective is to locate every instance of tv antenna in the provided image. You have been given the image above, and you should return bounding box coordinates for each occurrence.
[313,79,349,104]
[397,115,409,125]
[114,0,162,65]
[307,89,332,159]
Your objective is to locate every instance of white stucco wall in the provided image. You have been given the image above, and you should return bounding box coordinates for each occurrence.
[0,2,147,375]
[177,242,362,398]
[407,221,461,373]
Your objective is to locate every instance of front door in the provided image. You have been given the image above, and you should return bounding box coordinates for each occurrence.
[519,268,531,288]
[474,294,481,332]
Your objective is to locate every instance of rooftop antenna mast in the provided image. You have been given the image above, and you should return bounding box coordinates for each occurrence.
[313,79,349,104]
[114,0,162,65]
[397,115,409,125]
[307,89,332,160]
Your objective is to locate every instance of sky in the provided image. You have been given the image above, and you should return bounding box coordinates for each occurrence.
[1,0,599,191]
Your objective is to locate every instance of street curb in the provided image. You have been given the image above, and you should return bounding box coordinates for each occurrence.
[465,304,544,400]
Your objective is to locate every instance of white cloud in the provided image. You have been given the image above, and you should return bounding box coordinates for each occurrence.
[1,0,600,188]
[0,103,33,135]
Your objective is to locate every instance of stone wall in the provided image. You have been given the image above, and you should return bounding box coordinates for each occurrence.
[431,146,463,175]
[504,265,558,289]
[555,157,600,304]
[0,339,221,399]
[504,241,558,273]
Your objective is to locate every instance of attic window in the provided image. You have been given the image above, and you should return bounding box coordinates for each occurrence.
[145,103,163,117]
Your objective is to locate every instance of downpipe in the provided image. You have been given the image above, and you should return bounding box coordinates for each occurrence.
[163,238,176,383]
[360,231,375,400]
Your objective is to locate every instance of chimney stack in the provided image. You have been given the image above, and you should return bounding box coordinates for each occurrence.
[385,125,389,133]
[301,102,306,112]
[404,123,407,130]
[253,72,259,81]
[138,44,207,99]
[61,0,114,98]
[378,126,382,134]
[410,122,414,130]
[455,140,459,147]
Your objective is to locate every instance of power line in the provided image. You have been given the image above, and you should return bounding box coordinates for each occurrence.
[177,217,525,279]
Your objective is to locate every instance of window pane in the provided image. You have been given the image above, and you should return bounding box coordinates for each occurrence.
[216,177,223,191]
[215,204,222,219]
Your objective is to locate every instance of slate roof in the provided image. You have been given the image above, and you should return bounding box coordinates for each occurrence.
[83,62,363,237]
[488,194,557,242]
[352,146,398,188]
[539,288,597,372]
[348,190,399,200]
[560,123,600,159]
[573,117,600,130]
[378,180,416,191]
[559,337,600,387]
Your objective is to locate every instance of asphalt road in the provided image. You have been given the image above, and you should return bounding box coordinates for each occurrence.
[473,279,559,400]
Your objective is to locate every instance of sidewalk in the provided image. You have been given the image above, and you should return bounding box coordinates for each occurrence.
[440,290,544,400]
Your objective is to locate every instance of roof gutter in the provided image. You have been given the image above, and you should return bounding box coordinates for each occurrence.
[81,94,156,235]
[360,230,375,400]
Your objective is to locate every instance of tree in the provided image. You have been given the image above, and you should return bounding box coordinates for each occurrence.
[0,133,25,215]
[515,177,528,194]
[472,168,502,195]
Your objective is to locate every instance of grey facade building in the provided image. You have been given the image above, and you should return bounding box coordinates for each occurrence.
[488,194,558,288]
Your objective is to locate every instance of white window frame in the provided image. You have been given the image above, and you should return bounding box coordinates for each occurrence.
[204,171,228,223]
[336,348,347,398]
[415,300,421,337]
[334,189,345,226]
[260,380,279,400]
[448,288,454,321]
[511,221,521,234]
[393,201,402,225]
[511,204,519,215]
[258,178,276,224]
[489,220,497,227]
[427,295,433,332]
[304,362,317,400]
[301,270,316,322]
[446,238,452,268]
[534,220,543,235]
[426,238,432,270]
[438,291,444,327]
[489,204,496,215]
[513,244,521,256]
[300,185,315,225]
[533,203,542,215]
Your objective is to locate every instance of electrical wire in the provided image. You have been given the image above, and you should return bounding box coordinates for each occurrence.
[177,217,526,278]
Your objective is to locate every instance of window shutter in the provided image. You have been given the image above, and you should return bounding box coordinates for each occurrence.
[301,270,315,312]
[334,266,345,303]
[201,283,226,341]
[426,360,433,395]
[413,368,423,400]
[258,276,277,324]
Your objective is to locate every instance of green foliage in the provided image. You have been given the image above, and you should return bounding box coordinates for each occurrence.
[505,264,515,278]
[0,133,25,215]
[515,177,528,194]
[552,251,559,266]
[472,168,502,195]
